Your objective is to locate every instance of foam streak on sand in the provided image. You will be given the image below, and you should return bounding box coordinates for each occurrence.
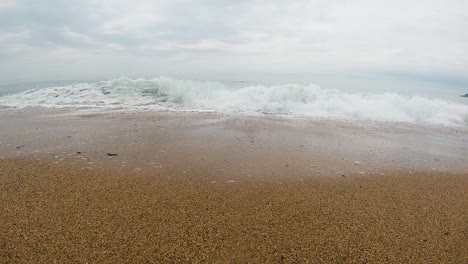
[1,77,468,126]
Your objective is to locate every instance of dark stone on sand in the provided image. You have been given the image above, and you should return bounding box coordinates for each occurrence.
[76,152,81,154]
[107,153,118,156]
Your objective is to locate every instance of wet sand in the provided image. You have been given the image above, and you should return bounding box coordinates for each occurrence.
[0,108,467,262]
[1,108,467,175]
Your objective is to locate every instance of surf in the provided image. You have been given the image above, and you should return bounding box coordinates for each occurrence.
[1,76,468,126]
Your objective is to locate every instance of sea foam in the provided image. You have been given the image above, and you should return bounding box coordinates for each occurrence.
[1,77,467,126]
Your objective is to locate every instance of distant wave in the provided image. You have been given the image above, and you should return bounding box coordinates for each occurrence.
[1,77,468,126]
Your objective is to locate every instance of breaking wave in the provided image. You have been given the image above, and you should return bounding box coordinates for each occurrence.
[1,77,468,126]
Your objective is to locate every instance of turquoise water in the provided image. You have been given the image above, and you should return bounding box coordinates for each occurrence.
[0,80,99,96]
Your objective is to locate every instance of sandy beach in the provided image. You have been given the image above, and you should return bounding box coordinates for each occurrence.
[1,108,467,263]
[2,0,468,262]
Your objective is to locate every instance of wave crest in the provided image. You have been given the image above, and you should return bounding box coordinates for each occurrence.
[1,77,468,126]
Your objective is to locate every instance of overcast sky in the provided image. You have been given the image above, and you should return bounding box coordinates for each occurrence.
[0,0,467,86]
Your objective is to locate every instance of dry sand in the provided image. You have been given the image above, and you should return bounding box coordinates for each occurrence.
[0,108,467,263]
[1,159,467,263]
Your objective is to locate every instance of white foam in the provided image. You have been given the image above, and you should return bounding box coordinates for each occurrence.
[1,76,468,126]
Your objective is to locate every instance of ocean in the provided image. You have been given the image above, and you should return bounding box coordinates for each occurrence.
[0,77,467,126]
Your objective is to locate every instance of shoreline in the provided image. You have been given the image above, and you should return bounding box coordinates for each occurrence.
[1,108,468,175]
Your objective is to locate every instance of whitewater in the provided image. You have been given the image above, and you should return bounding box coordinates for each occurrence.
[1,77,468,126]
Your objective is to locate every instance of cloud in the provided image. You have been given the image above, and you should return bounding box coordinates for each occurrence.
[0,0,467,83]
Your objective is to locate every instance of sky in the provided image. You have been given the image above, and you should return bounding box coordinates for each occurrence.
[0,0,467,88]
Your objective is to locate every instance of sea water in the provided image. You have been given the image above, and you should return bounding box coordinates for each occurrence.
[0,76,467,126]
